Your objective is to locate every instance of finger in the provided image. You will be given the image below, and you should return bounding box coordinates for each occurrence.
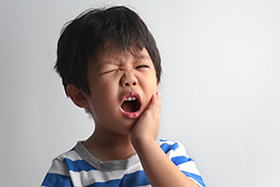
[154,91,161,109]
[143,92,161,119]
[156,91,161,106]
[141,92,161,117]
[149,92,161,110]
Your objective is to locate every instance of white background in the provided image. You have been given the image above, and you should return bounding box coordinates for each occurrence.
[1,0,280,186]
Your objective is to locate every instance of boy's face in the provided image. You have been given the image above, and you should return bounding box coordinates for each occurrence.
[84,47,158,135]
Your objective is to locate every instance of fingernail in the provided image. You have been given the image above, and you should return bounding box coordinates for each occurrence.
[156,92,161,98]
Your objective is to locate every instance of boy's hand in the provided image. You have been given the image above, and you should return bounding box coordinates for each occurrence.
[131,91,161,146]
[130,92,199,187]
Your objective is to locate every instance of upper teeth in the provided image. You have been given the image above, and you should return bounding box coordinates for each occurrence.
[125,96,136,101]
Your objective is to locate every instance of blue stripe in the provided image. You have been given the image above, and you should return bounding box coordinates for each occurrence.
[63,158,97,172]
[85,170,150,187]
[160,142,179,153]
[182,171,206,187]
[171,156,194,166]
[119,170,150,186]
[41,173,72,187]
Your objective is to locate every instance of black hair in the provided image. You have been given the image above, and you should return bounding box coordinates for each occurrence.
[55,6,161,96]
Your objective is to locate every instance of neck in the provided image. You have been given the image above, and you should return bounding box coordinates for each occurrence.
[83,127,136,161]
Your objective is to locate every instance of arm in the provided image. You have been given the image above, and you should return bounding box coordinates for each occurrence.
[131,92,199,187]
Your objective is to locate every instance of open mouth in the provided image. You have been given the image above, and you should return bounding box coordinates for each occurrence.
[121,96,141,113]
[120,92,141,118]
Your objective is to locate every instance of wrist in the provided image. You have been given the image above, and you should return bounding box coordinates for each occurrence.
[131,136,156,151]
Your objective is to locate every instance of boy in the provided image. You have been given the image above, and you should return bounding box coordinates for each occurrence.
[42,6,205,187]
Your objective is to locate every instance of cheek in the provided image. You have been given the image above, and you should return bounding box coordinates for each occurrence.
[87,80,115,105]
[149,82,158,94]
[97,77,119,92]
[147,75,158,92]
[142,80,158,102]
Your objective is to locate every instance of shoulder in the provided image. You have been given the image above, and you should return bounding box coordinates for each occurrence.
[41,149,78,187]
[157,139,188,156]
[46,147,81,175]
[157,139,206,187]
[41,144,86,187]
[55,147,82,162]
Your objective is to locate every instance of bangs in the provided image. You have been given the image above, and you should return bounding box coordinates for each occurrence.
[100,37,146,58]
[87,6,150,60]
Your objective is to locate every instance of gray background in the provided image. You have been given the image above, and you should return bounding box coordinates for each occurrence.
[1,0,279,186]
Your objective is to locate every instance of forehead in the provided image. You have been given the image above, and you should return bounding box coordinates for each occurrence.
[91,46,151,67]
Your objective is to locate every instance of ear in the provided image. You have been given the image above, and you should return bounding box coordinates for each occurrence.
[66,84,89,108]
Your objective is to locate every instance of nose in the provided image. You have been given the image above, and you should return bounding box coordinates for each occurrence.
[120,71,138,87]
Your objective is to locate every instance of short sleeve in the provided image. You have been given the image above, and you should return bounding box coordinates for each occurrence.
[158,139,206,187]
[41,158,73,187]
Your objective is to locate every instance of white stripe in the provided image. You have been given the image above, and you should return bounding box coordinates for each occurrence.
[48,159,70,176]
[69,161,144,186]
[178,161,202,176]
[190,177,204,187]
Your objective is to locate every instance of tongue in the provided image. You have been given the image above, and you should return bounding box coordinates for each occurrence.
[121,100,139,112]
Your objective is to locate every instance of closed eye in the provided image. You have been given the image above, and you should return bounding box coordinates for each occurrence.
[136,65,149,69]
[99,69,118,76]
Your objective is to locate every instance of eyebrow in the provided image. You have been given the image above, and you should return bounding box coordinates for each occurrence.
[94,49,152,69]
[104,54,150,63]
[93,57,118,69]
[100,59,121,67]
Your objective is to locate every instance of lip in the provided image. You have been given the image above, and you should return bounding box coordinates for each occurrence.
[120,91,142,119]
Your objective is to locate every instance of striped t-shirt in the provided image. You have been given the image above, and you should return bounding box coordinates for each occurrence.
[41,139,205,187]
